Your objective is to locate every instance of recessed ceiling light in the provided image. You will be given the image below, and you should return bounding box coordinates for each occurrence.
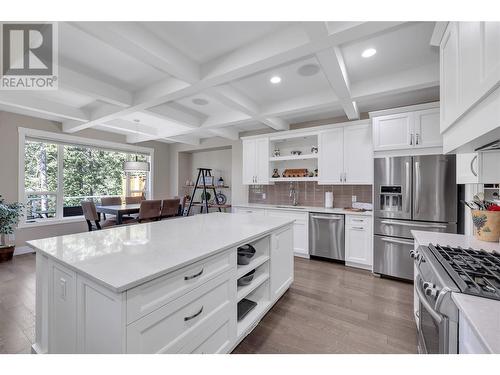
[270,76,282,84]
[361,48,377,58]
[192,98,209,106]
[133,119,140,123]
[297,64,320,77]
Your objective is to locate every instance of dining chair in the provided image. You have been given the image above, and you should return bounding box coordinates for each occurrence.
[81,201,116,231]
[136,200,162,223]
[160,198,181,219]
[125,195,144,204]
[100,196,122,220]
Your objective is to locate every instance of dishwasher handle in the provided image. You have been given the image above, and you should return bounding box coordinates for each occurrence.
[310,215,343,220]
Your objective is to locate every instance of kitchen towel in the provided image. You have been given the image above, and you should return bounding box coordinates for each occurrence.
[325,192,333,208]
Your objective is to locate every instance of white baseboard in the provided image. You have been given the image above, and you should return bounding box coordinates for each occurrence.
[14,246,35,256]
[294,252,310,259]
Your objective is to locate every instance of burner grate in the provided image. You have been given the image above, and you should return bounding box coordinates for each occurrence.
[429,244,500,301]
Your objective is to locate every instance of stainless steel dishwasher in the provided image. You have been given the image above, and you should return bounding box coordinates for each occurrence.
[309,212,345,261]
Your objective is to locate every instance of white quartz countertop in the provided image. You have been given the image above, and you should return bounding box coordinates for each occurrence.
[27,213,294,293]
[412,230,500,353]
[233,203,373,216]
[412,230,500,254]
[452,293,500,353]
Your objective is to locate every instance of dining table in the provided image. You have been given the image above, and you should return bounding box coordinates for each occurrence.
[96,203,140,225]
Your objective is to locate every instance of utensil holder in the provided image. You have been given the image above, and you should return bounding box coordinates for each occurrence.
[472,210,500,242]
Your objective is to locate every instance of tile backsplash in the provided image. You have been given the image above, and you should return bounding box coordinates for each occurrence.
[248,182,372,208]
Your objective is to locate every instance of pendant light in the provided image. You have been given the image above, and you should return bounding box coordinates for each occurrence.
[123,157,150,172]
[123,119,151,172]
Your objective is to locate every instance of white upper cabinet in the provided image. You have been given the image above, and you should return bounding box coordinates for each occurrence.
[372,112,413,151]
[440,22,500,152]
[413,108,442,148]
[318,127,344,184]
[343,123,373,184]
[242,138,269,185]
[371,104,442,152]
[440,22,460,131]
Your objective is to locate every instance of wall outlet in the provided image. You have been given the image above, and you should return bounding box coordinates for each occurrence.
[262,193,266,199]
[352,195,357,203]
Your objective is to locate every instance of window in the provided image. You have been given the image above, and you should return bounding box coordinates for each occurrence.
[19,128,153,226]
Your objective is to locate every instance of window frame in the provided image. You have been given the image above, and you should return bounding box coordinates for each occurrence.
[18,127,155,228]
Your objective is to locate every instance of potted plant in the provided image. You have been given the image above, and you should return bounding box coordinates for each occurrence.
[0,195,24,262]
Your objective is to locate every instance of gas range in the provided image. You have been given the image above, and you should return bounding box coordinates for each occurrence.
[428,245,500,301]
[413,243,500,353]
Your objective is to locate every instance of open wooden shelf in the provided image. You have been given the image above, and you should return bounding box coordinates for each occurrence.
[269,154,318,162]
[237,273,269,302]
[237,300,270,338]
[236,255,270,279]
[270,177,318,182]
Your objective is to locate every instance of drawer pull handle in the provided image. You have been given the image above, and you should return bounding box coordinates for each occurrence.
[184,306,204,321]
[351,226,365,230]
[184,268,204,281]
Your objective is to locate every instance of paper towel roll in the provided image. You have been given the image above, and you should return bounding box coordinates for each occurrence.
[325,192,333,208]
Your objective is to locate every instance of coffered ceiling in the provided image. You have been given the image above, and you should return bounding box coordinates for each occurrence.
[0,21,440,145]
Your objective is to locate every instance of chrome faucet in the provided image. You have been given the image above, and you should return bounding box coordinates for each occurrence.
[289,182,299,206]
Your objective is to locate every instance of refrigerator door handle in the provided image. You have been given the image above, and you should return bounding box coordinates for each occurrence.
[405,161,411,214]
[415,161,421,214]
[380,220,448,229]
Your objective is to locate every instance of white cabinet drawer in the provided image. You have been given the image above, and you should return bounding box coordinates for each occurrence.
[184,319,232,354]
[126,273,232,353]
[265,209,308,222]
[126,251,234,323]
[346,215,370,226]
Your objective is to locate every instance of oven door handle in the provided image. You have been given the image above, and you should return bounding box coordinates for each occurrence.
[415,276,443,324]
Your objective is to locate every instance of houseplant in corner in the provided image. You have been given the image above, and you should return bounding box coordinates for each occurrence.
[0,195,23,262]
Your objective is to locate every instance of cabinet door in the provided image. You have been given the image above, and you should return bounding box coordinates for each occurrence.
[459,22,482,110]
[345,216,372,269]
[344,123,373,184]
[270,226,294,301]
[266,209,309,257]
[478,151,500,184]
[456,153,479,184]
[318,128,344,184]
[440,22,460,132]
[372,113,413,151]
[479,22,500,97]
[255,137,270,184]
[242,139,256,185]
[414,108,442,148]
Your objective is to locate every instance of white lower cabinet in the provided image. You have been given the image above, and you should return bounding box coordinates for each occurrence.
[459,314,489,354]
[271,226,294,300]
[345,215,373,270]
[265,209,309,258]
[36,225,294,354]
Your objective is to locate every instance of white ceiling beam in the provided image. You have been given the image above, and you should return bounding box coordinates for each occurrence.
[0,92,88,122]
[260,90,339,118]
[304,22,359,120]
[61,21,406,140]
[351,63,439,101]
[430,22,449,47]
[59,66,133,107]
[146,104,202,129]
[201,113,253,129]
[164,134,200,146]
[206,85,289,131]
[208,127,240,140]
[67,22,200,83]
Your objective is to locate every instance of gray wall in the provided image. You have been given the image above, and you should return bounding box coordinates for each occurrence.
[0,111,170,246]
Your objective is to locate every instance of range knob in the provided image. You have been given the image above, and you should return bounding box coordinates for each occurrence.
[424,286,440,298]
[409,250,416,258]
[423,281,434,290]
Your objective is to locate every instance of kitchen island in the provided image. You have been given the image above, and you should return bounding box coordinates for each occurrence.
[27,213,294,354]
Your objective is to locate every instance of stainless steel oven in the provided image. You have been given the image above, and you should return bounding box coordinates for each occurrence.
[412,246,459,354]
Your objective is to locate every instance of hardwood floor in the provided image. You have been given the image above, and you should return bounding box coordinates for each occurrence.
[233,257,417,354]
[0,254,417,354]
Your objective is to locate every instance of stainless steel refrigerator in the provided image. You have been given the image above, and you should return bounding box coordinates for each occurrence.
[373,155,457,280]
